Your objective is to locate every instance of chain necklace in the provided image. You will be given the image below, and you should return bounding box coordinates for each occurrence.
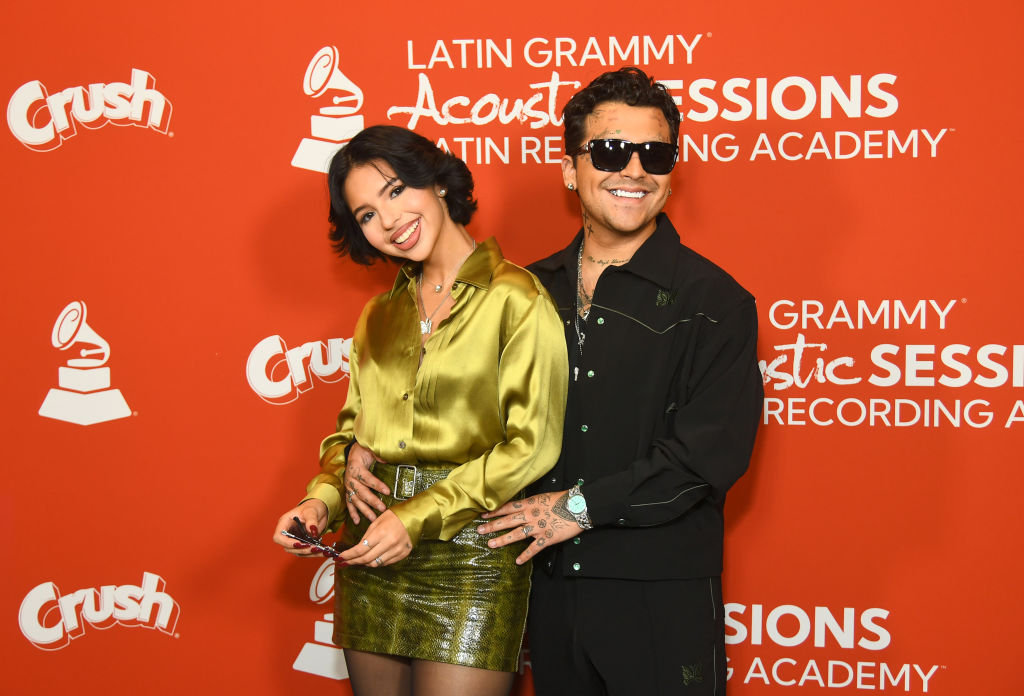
[417,241,476,335]
[573,243,589,380]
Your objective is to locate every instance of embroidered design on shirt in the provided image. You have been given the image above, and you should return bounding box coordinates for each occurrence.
[681,663,704,686]
[656,289,677,306]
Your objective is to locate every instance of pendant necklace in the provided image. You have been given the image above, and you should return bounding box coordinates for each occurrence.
[417,240,476,335]
[573,243,590,380]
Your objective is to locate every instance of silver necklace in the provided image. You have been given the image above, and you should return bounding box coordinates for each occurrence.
[417,241,476,335]
[573,243,589,379]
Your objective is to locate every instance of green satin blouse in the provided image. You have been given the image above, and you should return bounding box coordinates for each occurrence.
[305,237,568,545]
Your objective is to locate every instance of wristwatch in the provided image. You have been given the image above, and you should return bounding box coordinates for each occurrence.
[565,484,593,530]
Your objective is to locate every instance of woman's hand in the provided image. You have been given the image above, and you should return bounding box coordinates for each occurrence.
[339,510,412,567]
[272,499,330,557]
[344,442,390,524]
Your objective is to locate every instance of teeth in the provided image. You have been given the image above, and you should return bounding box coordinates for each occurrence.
[611,189,646,199]
[394,219,419,244]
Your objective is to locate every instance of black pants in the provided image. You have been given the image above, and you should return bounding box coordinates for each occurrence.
[528,572,726,696]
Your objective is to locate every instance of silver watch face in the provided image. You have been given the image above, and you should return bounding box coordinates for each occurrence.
[567,494,586,515]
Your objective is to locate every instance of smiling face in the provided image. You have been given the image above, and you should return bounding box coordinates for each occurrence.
[562,102,673,241]
[344,160,448,262]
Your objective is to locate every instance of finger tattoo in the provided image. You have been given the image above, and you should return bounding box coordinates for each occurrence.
[537,519,547,528]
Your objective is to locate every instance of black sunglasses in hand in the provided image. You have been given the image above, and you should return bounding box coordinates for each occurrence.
[281,516,340,558]
[575,139,679,175]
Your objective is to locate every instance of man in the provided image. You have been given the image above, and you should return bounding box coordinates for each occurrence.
[476,67,763,695]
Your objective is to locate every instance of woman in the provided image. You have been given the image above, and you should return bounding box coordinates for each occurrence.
[272,125,567,696]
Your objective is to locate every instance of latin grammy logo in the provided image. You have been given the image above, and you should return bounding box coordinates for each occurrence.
[291,46,365,174]
[292,559,349,680]
[38,301,131,426]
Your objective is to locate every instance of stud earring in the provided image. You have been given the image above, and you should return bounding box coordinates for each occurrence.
[668,188,673,195]
[438,188,447,198]
[567,183,575,191]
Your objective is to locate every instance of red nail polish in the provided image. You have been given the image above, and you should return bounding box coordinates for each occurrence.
[310,525,319,536]
[292,542,309,549]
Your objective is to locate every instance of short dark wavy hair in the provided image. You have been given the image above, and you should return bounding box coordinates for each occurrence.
[327,125,478,265]
[562,67,681,157]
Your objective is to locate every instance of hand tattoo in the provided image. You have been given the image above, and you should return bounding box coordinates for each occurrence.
[551,492,576,523]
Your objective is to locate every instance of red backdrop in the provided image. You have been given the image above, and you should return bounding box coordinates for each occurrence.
[3,1,1022,693]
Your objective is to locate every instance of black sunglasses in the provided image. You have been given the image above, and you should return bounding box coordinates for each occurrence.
[575,139,679,175]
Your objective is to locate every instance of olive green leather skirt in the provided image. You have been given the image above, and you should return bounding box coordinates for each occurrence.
[334,462,529,672]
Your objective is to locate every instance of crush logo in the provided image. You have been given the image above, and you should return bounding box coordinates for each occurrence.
[293,559,349,680]
[39,300,131,425]
[246,333,352,405]
[19,571,180,650]
[292,46,364,173]
[7,68,172,151]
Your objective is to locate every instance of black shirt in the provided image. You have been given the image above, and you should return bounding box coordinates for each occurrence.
[528,214,763,580]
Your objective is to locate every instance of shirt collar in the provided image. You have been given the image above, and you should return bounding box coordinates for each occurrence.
[392,236,503,297]
[533,213,680,288]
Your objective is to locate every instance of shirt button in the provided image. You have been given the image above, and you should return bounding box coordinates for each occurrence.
[580,424,588,432]
[596,317,605,325]
[587,370,595,378]
[572,562,581,571]
[402,393,409,400]
[398,440,406,449]
[573,537,581,545]
[549,477,557,484]
[577,478,584,485]
[616,518,626,526]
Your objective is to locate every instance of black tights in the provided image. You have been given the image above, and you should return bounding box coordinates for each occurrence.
[344,649,514,696]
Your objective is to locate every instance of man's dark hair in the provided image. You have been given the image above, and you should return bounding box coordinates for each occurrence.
[326,125,478,265]
[562,67,681,156]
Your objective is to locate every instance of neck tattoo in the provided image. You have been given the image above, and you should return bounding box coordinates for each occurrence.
[586,254,630,266]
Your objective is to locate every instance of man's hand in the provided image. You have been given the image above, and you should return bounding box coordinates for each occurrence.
[344,442,390,524]
[477,490,583,565]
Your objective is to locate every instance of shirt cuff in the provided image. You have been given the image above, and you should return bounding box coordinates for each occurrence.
[302,482,344,533]
[390,494,443,545]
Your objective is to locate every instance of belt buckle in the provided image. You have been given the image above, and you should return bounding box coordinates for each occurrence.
[393,464,418,501]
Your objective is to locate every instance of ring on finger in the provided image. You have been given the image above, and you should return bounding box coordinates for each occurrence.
[523,525,533,537]
[361,539,370,547]
[375,556,383,566]
[346,489,356,502]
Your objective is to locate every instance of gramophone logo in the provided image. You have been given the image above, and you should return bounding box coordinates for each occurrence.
[292,559,349,680]
[291,46,364,173]
[38,301,131,426]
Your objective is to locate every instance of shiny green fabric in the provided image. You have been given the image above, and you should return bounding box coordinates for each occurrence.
[302,237,567,669]
[306,237,568,543]
[335,463,530,671]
